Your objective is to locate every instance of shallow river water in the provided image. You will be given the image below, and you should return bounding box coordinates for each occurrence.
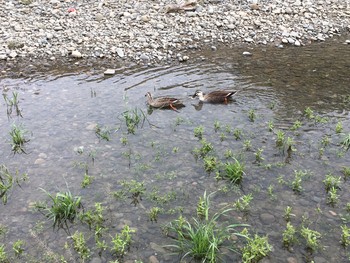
[1,37,350,263]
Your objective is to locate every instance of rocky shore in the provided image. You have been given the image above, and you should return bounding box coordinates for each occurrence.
[0,0,350,64]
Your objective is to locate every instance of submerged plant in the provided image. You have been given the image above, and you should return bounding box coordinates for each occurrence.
[341,134,350,151]
[13,240,25,257]
[72,231,90,260]
[323,173,341,192]
[284,206,293,222]
[148,207,161,222]
[327,187,339,206]
[81,174,94,188]
[304,107,314,120]
[275,130,285,148]
[194,125,204,139]
[203,156,218,174]
[95,125,111,141]
[241,234,272,263]
[254,148,264,163]
[164,196,248,263]
[35,188,82,230]
[233,194,253,212]
[243,140,252,151]
[0,244,8,262]
[248,109,256,122]
[122,108,145,134]
[9,124,30,154]
[335,121,343,134]
[110,225,135,257]
[113,180,146,206]
[3,91,22,117]
[300,226,321,253]
[222,158,245,184]
[342,166,350,180]
[193,139,214,159]
[340,225,350,247]
[282,222,297,248]
[290,120,302,131]
[233,128,243,140]
[0,165,28,205]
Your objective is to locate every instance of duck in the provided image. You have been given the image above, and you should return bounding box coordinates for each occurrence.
[192,90,238,104]
[145,92,185,111]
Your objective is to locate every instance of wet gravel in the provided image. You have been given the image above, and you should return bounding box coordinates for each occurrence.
[0,0,350,64]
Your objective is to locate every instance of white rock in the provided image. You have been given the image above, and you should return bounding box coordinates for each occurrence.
[116,48,124,58]
[294,40,301,46]
[0,54,7,60]
[9,51,17,58]
[242,51,252,56]
[71,50,82,58]
[104,69,115,75]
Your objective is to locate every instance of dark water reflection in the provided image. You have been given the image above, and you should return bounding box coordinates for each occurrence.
[0,37,350,262]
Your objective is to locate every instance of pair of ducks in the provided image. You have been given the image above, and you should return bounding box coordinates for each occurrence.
[146,90,238,111]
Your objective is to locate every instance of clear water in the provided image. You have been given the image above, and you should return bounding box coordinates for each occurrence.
[1,37,350,262]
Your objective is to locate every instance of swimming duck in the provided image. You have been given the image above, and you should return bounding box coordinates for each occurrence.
[145,92,185,111]
[192,90,238,104]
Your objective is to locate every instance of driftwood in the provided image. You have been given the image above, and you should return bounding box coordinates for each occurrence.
[164,0,198,13]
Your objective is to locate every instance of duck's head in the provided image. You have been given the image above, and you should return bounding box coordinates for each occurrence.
[145,92,152,99]
[192,90,203,98]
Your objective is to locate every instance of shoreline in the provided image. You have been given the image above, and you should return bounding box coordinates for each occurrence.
[0,0,350,64]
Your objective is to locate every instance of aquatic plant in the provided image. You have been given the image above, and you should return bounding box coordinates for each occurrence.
[342,166,350,180]
[233,194,253,212]
[0,244,8,262]
[323,173,341,192]
[222,158,245,184]
[203,156,218,174]
[254,148,264,163]
[120,136,128,145]
[290,120,302,131]
[72,231,90,260]
[81,174,94,188]
[233,128,243,140]
[13,240,25,257]
[0,165,28,205]
[3,91,22,118]
[214,120,221,132]
[304,107,314,119]
[300,226,321,252]
[35,189,82,230]
[110,225,135,257]
[122,108,145,134]
[9,124,29,154]
[335,121,343,134]
[284,206,293,222]
[282,222,297,248]
[148,207,161,222]
[268,120,274,132]
[79,203,105,235]
[275,130,285,148]
[340,225,350,247]
[243,140,252,151]
[193,139,214,159]
[164,200,248,262]
[291,170,308,193]
[95,124,111,141]
[194,125,204,139]
[327,187,339,206]
[321,135,331,147]
[341,133,350,151]
[248,109,256,122]
[112,180,146,206]
[241,234,272,263]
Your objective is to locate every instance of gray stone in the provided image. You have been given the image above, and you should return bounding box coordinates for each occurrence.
[116,48,124,58]
[260,213,275,224]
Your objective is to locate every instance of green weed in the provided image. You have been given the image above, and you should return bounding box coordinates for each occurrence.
[341,134,350,151]
[110,225,135,257]
[340,225,350,247]
[203,156,218,174]
[148,207,161,222]
[9,124,29,154]
[193,139,214,159]
[95,125,111,141]
[335,121,343,134]
[248,109,256,122]
[300,226,321,252]
[35,189,82,230]
[0,165,28,205]
[222,158,245,184]
[323,173,341,192]
[81,174,94,188]
[164,196,248,262]
[242,234,272,263]
[290,120,302,131]
[3,91,22,117]
[233,194,253,212]
[282,222,297,248]
[13,240,25,257]
[194,125,204,139]
[72,231,90,260]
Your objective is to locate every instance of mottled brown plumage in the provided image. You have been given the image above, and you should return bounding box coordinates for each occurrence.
[145,92,184,111]
[192,90,238,103]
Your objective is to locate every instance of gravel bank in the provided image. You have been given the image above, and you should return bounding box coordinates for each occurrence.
[1,0,350,64]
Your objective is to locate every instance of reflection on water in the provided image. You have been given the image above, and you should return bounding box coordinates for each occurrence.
[0,38,350,262]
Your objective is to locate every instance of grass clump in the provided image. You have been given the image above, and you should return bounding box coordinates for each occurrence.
[193,139,214,159]
[0,165,28,205]
[111,225,135,257]
[9,124,30,154]
[164,192,248,262]
[35,189,82,230]
[300,226,321,253]
[241,233,272,263]
[341,133,350,151]
[221,158,245,184]
[72,231,90,260]
[340,225,350,247]
[122,108,145,134]
[194,125,204,139]
[282,222,297,248]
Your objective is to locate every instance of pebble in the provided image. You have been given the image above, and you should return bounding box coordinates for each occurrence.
[149,255,160,263]
[104,69,115,75]
[0,0,348,64]
[259,213,275,224]
[242,51,252,56]
[71,50,82,58]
